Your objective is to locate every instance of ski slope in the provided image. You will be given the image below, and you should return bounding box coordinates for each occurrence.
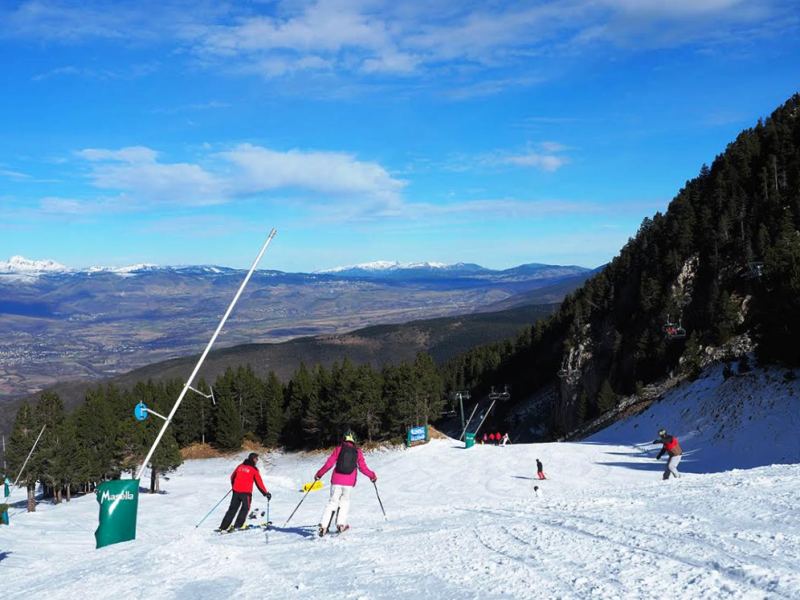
[3,364,800,599]
[2,438,798,599]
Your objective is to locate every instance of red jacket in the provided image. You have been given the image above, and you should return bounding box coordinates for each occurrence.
[231,463,268,495]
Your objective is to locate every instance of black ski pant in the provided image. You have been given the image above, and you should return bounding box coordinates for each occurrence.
[220,491,252,529]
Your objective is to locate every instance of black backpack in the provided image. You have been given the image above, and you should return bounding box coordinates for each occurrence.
[335,444,357,475]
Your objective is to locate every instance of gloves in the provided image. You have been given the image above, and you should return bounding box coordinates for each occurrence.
[265,491,272,501]
[370,475,378,483]
[314,475,320,481]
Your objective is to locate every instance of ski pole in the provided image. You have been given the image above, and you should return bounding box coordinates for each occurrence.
[283,483,315,527]
[195,489,231,528]
[372,481,387,521]
[265,498,270,544]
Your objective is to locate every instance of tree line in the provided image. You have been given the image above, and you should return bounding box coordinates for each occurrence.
[441,93,800,435]
[4,353,445,510]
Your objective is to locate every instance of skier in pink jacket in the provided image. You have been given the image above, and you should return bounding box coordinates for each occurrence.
[314,431,377,536]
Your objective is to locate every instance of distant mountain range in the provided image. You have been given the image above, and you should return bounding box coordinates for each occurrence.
[0,256,593,400]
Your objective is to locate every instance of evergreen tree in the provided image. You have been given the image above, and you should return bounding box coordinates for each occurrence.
[6,402,40,511]
[261,372,284,447]
[214,395,243,451]
[596,379,617,414]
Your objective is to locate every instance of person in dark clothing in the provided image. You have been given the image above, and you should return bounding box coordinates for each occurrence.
[536,459,546,480]
[219,452,270,531]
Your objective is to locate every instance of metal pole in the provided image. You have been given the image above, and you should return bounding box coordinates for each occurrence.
[283,484,315,527]
[195,489,232,528]
[473,399,497,438]
[136,228,277,480]
[12,424,46,487]
[372,481,387,521]
[459,403,479,441]
[458,393,465,433]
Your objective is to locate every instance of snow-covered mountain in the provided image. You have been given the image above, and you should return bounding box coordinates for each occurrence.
[319,260,480,273]
[0,255,68,276]
[4,362,799,598]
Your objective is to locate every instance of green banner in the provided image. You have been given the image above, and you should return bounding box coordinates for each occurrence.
[95,479,140,549]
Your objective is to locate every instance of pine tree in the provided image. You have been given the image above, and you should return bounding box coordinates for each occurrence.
[261,372,284,447]
[596,379,617,414]
[215,395,243,451]
[6,402,41,511]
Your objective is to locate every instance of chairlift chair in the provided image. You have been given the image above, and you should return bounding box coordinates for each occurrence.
[663,321,686,340]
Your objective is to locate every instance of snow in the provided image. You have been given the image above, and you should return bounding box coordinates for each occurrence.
[3,433,799,598]
[3,364,799,598]
[319,260,450,273]
[589,363,800,473]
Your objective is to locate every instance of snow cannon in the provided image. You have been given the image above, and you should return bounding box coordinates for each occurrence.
[133,402,168,422]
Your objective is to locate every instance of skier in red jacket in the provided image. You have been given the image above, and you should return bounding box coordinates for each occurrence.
[218,453,270,531]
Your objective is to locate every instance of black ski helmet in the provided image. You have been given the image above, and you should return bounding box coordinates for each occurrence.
[657,429,667,437]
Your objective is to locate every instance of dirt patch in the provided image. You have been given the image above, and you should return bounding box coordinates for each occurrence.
[427,425,450,440]
[180,443,224,459]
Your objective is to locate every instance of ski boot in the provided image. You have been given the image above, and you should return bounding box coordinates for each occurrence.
[318,524,327,537]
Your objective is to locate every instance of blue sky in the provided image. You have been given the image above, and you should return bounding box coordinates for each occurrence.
[1,0,798,272]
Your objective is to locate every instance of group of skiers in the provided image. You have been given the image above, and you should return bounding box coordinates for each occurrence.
[217,426,682,534]
[481,432,510,446]
[218,431,376,537]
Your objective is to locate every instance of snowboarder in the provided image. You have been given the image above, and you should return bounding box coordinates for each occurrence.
[218,453,270,531]
[536,459,546,480]
[655,429,682,480]
[501,433,510,447]
[314,431,377,536]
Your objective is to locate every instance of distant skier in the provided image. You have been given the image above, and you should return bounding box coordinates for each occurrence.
[314,431,377,536]
[536,459,546,480]
[655,429,683,480]
[494,432,501,445]
[218,452,270,531]
[533,485,542,498]
[501,433,510,447]
[482,433,488,445]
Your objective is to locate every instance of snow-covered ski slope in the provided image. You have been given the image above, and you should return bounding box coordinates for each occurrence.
[3,366,799,599]
[590,363,800,472]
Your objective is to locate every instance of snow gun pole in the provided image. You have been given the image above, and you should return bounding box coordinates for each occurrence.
[195,489,232,528]
[283,484,314,527]
[12,424,46,488]
[136,229,277,481]
[372,481,387,521]
[459,404,479,441]
[473,399,497,439]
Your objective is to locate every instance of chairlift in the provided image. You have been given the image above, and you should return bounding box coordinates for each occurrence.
[662,319,686,340]
[743,262,764,280]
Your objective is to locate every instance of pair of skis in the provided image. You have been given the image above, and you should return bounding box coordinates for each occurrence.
[215,521,272,535]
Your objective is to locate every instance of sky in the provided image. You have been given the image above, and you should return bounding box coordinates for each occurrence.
[0,0,798,272]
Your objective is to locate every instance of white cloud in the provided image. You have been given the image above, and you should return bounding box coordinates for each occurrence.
[78,146,226,205]
[73,143,405,208]
[503,153,568,172]
[1,0,793,90]
[218,143,406,200]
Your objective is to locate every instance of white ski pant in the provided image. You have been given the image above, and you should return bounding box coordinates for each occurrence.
[665,455,682,479]
[320,484,352,529]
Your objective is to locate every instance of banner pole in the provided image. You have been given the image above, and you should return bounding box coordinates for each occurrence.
[135,228,277,480]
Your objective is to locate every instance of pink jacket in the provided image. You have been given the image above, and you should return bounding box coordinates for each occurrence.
[315,442,376,487]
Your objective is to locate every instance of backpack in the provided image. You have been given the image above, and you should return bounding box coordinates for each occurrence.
[335,444,358,475]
